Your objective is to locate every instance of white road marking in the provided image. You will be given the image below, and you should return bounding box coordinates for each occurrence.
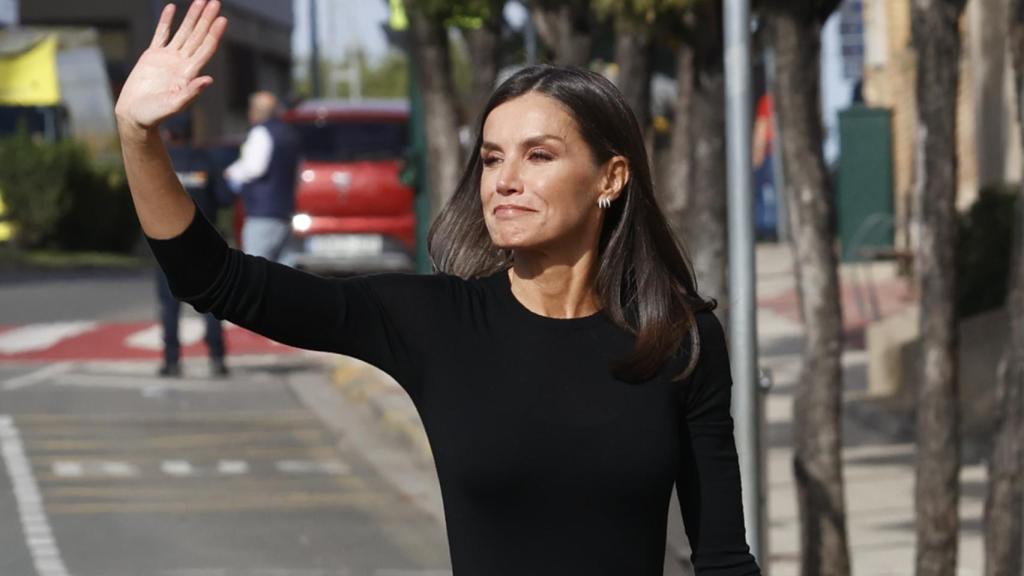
[0,415,71,576]
[2,362,76,391]
[53,372,241,392]
[161,460,195,477]
[43,457,355,479]
[125,317,206,351]
[375,571,453,576]
[0,321,97,355]
[217,460,248,475]
[276,459,351,475]
[51,461,84,478]
[99,461,139,477]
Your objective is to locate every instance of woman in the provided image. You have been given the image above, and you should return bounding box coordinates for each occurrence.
[115,2,761,575]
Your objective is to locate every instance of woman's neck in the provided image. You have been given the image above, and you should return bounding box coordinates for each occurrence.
[508,251,601,319]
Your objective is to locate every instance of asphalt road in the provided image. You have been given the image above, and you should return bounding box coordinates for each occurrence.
[0,268,452,576]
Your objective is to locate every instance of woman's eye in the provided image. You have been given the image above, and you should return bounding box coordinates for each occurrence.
[529,150,553,161]
[481,155,501,167]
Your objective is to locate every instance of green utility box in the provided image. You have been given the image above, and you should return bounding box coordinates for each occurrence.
[837,106,895,262]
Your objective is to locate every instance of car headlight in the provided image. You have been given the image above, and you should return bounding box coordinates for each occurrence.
[292,213,312,232]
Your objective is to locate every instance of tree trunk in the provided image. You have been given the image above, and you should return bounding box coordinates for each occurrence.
[911,2,966,575]
[529,0,591,67]
[614,17,653,135]
[404,0,463,220]
[764,5,851,576]
[983,4,1024,574]
[467,0,503,126]
[662,41,694,243]
[681,6,727,323]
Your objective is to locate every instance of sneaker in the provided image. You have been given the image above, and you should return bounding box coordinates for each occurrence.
[211,358,230,378]
[157,363,182,378]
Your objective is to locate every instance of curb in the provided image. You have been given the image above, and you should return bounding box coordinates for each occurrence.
[330,357,433,466]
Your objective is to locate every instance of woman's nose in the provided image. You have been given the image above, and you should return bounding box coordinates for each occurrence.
[496,161,520,196]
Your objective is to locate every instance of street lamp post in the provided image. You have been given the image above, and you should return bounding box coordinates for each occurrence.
[724,0,766,570]
[309,0,322,97]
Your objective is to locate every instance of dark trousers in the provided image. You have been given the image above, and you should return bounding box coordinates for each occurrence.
[156,271,225,364]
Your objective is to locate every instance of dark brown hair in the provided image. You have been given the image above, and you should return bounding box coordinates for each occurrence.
[427,65,714,383]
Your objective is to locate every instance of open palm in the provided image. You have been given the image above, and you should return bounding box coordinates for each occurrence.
[115,1,227,130]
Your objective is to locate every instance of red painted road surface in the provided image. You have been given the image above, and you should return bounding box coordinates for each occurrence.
[0,321,298,361]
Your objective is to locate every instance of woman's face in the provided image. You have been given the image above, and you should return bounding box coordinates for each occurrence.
[479,93,622,253]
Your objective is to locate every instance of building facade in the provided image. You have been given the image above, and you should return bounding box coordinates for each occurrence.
[19,0,294,143]
[861,0,1021,248]
[0,0,16,27]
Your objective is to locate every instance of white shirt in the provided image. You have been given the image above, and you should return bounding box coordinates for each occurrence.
[225,125,274,188]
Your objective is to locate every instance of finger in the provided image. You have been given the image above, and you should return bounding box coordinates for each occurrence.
[175,76,214,109]
[183,1,221,57]
[168,0,206,50]
[187,16,227,74]
[149,4,176,49]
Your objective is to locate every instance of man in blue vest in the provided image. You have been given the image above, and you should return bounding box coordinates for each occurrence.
[157,113,233,377]
[224,91,300,262]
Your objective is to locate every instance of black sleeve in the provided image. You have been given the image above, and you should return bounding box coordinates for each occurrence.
[145,204,447,401]
[676,312,761,575]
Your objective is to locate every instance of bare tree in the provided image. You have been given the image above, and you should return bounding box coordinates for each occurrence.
[466,0,505,126]
[983,3,1024,574]
[403,0,465,219]
[529,0,593,67]
[681,1,727,320]
[760,1,850,575]
[662,36,694,243]
[911,2,967,575]
[613,15,654,134]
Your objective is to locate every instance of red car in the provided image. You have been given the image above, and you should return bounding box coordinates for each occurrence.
[282,99,416,275]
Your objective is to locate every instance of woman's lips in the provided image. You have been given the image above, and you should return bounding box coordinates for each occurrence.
[494,205,535,218]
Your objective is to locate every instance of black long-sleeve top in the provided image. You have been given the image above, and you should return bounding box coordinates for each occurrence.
[147,207,761,576]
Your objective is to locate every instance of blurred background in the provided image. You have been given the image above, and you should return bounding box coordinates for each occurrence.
[0,1,1021,575]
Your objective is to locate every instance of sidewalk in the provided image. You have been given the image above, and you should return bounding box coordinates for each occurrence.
[757,243,985,576]
[324,246,989,575]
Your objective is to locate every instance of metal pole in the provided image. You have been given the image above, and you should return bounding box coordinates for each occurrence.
[724,0,765,569]
[309,0,322,97]
[524,3,538,66]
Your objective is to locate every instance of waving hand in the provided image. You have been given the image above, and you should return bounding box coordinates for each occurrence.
[115,1,227,131]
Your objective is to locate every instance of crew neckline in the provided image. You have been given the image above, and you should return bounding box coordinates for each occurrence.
[488,267,609,331]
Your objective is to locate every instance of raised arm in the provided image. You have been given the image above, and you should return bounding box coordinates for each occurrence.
[114,0,227,239]
[115,2,448,401]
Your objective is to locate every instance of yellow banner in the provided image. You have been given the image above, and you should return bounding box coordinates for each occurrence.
[0,36,61,106]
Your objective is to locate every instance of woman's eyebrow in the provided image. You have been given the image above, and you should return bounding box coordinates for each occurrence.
[480,134,566,152]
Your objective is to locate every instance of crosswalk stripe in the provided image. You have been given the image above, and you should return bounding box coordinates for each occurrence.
[124,317,207,351]
[0,321,96,354]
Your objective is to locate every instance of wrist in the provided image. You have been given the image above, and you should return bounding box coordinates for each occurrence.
[116,115,156,144]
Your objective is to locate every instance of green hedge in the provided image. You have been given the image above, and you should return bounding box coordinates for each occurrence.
[956,183,1019,318]
[0,130,138,252]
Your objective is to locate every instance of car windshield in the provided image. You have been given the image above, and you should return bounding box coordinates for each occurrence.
[293,120,408,162]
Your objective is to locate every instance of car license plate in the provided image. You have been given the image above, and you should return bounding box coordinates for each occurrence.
[307,234,384,257]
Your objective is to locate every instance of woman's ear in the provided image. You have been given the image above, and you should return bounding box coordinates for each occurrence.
[602,156,630,200]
